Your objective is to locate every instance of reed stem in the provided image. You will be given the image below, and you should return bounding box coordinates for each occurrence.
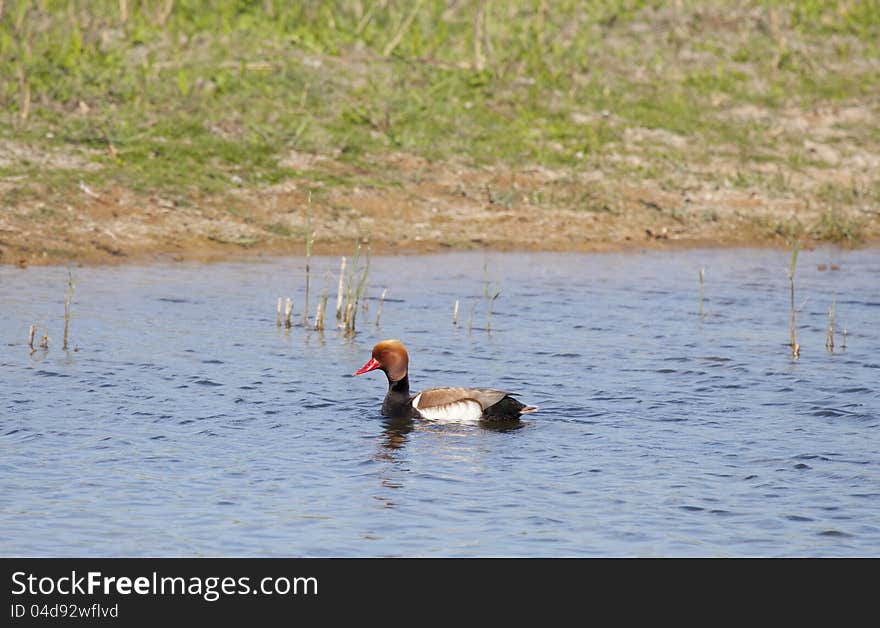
[376,288,387,327]
[344,243,361,327]
[276,297,282,327]
[335,256,346,320]
[453,299,459,326]
[486,291,501,333]
[698,267,704,316]
[63,268,74,350]
[344,302,354,333]
[347,248,370,334]
[825,299,836,352]
[315,293,328,331]
[303,199,313,327]
[788,242,800,359]
[28,324,36,352]
[284,297,292,328]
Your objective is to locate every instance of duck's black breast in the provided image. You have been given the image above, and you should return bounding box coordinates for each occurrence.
[381,375,417,419]
[381,393,418,419]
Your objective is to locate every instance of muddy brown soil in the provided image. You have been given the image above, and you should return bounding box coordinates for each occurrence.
[1,151,877,267]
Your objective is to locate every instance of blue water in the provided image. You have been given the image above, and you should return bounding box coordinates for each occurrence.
[1,248,878,556]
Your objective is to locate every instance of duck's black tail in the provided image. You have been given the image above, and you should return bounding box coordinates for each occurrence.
[482,395,538,421]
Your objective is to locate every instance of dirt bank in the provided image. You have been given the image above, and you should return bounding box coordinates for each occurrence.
[2,149,877,268]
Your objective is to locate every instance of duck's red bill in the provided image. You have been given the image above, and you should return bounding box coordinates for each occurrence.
[354,357,380,375]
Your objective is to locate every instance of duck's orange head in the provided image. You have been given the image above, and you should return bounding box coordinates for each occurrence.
[354,339,409,382]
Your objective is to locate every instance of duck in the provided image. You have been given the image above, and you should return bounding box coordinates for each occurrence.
[354,339,538,422]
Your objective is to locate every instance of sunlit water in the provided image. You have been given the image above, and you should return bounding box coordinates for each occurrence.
[1,248,878,557]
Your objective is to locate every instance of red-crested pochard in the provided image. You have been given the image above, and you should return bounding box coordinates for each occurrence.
[354,339,538,422]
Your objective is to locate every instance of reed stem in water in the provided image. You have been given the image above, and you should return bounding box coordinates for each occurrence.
[376,288,387,327]
[453,299,459,326]
[347,248,371,334]
[698,267,704,316]
[825,299,836,352]
[335,256,346,320]
[315,274,331,331]
[486,291,501,333]
[315,293,328,331]
[284,297,292,329]
[63,269,74,350]
[343,243,361,327]
[276,297,282,327]
[303,199,313,327]
[344,302,354,332]
[28,324,36,352]
[788,242,800,359]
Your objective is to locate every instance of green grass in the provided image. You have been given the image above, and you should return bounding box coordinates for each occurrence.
[1,1,879,241]
[263,222,292,237]
[812,208,865,245]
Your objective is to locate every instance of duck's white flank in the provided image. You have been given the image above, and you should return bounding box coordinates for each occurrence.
[411,393,484,423]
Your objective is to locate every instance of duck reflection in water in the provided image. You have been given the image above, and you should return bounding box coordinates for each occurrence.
[373,417,414,509]
[376,416,414,460]
[377,415,524,461]
[373,415,525,511]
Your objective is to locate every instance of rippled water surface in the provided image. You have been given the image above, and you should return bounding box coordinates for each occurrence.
[2,249,879,556]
